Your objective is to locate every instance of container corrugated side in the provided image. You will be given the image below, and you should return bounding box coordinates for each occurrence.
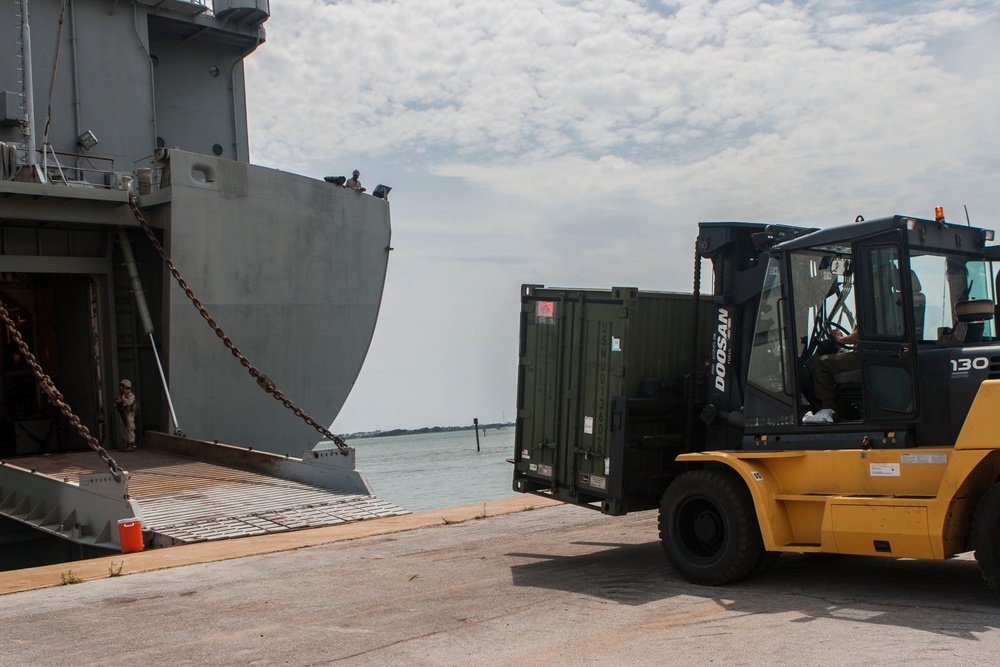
[514,286,713,512]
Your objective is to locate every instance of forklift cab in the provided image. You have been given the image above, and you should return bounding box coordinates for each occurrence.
[740,214,997,449]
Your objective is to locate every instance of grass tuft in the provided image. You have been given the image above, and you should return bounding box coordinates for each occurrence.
[60,570,83,585]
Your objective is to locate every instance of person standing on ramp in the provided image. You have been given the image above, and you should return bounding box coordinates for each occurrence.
[115,379,138,451]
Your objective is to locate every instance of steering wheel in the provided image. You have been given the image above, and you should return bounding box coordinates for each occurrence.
[823,321,855,349]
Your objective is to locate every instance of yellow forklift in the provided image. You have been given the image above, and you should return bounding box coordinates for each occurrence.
[513,209,1000,593]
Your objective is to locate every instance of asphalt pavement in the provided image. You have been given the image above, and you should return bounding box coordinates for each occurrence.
[2,498,999,666]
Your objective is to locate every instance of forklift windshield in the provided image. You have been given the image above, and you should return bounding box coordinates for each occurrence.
[789,245,856,364]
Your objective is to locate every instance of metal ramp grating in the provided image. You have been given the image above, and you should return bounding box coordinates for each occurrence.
[9,449,409,546]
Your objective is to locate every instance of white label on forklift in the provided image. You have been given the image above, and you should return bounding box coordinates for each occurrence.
[751,471,764,482]
[584,416,593,434]
[611,337,621,352]
[870,463,900,477]
[605,458,611,475]
[900,453,947,465]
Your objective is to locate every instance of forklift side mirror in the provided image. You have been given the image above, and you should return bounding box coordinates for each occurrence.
[831,258,851,276]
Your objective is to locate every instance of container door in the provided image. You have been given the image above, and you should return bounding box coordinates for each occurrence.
[571,294,628,496]
[515,291,564,487]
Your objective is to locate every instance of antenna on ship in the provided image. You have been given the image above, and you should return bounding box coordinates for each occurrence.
[15,0,44,183]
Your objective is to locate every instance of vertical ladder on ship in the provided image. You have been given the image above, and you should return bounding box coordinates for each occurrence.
[12,0,28,162]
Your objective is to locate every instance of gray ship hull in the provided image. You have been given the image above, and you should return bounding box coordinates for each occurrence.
[0,149,390,452]
[154,149,391,451]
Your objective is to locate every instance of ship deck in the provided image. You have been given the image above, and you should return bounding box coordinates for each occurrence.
[9,448,408,545]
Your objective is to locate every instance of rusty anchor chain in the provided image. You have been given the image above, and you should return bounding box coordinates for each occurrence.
[0,301,126,485]
[126,193,350,453]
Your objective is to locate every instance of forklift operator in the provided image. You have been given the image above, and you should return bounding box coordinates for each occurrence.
[803,328,859,424]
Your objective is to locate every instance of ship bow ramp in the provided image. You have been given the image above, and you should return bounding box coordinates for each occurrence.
[2,433,408,553]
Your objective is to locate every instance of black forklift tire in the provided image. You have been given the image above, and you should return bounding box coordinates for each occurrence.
[972,481,1000,594]
[658,468,774,586]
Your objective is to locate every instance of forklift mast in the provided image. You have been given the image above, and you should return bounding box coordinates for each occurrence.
[694,222,813,450]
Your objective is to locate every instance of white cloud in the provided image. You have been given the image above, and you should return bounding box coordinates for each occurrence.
[244,0,1000,431]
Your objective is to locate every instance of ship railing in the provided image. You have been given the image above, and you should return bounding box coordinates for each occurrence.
[41,145,116,189]
[133,0,212,17]
[129,0,271,25]
[33,146,164,194]
[130,0,271,27]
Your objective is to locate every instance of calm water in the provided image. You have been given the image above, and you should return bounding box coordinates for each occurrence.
[340,428,518,512]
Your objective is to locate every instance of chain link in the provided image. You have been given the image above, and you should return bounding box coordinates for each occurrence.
[126,194,349,453]
[0,301,126,485]
[684,239,703,452]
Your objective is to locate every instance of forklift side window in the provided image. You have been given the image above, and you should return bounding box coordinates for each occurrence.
[747,260,791,397]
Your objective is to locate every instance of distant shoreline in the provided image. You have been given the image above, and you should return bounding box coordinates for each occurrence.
[345,423,513,439]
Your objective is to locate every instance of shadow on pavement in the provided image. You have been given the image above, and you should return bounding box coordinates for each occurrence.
[508,540,1000,639]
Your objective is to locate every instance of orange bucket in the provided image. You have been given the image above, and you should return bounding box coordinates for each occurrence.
[117,518,143,553]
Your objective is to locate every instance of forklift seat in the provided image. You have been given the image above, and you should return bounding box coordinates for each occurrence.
[912,270,925,340]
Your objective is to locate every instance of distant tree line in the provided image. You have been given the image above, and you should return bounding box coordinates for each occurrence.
[347,422,511,439]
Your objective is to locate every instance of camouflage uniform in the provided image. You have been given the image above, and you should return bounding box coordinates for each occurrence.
[115,379,137,451]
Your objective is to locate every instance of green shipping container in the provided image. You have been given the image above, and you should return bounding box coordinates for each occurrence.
[513,285,713,514]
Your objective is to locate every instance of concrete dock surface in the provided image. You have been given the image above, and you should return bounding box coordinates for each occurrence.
[2,496,999,666]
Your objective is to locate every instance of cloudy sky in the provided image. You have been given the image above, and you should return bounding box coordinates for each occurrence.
[244,0,1000,433]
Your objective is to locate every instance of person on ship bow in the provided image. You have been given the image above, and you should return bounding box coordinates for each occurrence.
[346,170,366,193]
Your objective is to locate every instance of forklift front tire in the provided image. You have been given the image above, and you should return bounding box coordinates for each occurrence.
[973,482,1000,594]
[658,469,774,586]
